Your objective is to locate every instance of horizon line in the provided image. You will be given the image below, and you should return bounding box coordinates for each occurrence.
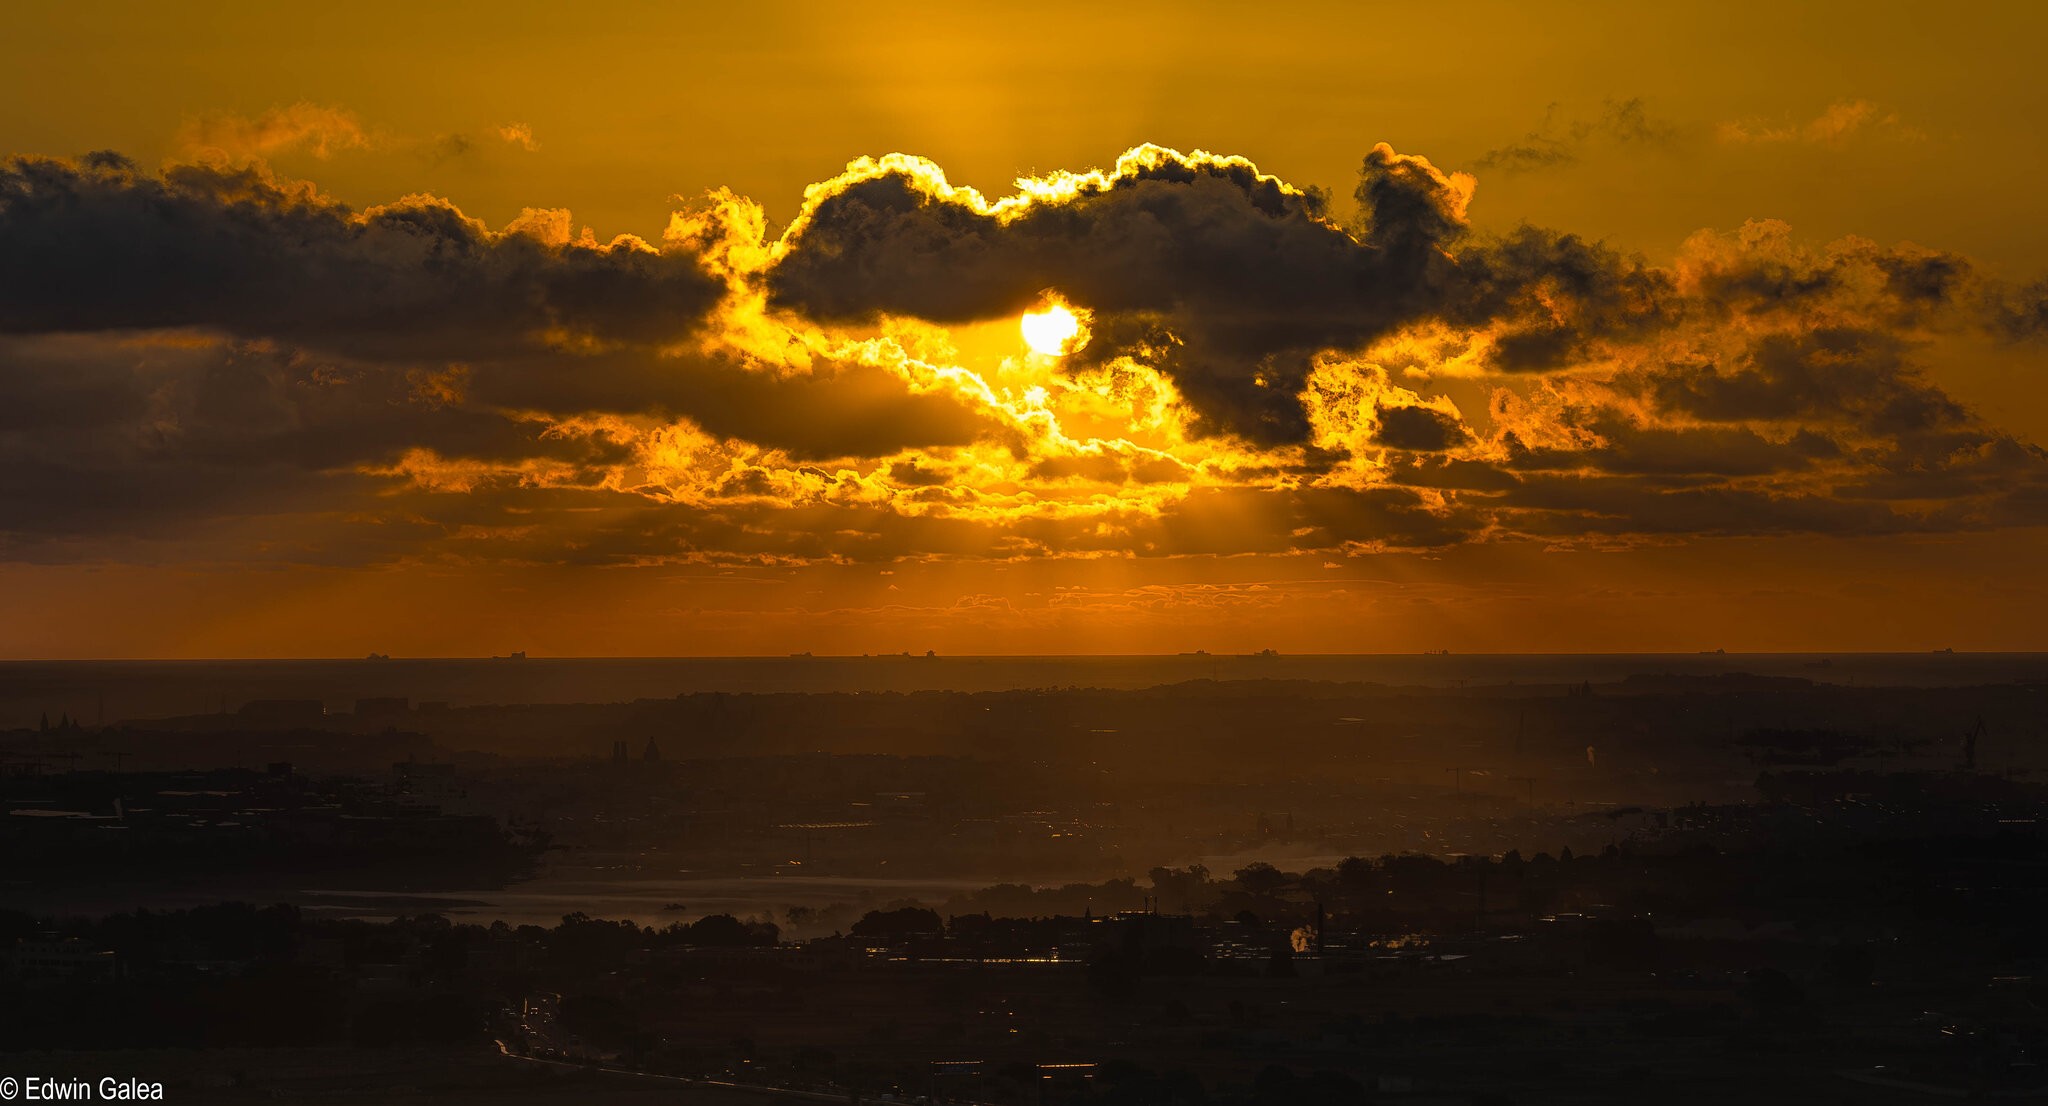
[2,649,2043,664]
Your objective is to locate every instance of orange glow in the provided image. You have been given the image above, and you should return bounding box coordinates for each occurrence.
[2,3,2046,657]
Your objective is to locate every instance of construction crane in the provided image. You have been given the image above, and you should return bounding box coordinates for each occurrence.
[1962,716,1987,772]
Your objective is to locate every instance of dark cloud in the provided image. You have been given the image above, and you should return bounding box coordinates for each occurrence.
[768,145,2004,444]
[1373,404,1472,451]
[1504,419,1839,479]
[1,143,2045,569]
[1134,484,1477,555]
[465,349,998,460]
[0,152,1006,547]
[769,144,1481,444]
[1473,139,1576,175]
[1475,98,1679,174]
[0,335,992,570]
[426,132,476,166]
[1444,228,1977,376]
[1443,225,1677,371]
[0,334,636,556]
[1988,278,2048,340]
[1628,328,1970,439]
[888,459,951,487]
[0,153,725,356]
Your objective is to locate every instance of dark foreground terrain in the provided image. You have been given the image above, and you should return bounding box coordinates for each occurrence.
[5,662,2047,1103]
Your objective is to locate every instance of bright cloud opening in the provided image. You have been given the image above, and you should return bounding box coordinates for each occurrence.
[1021,300,1085,357]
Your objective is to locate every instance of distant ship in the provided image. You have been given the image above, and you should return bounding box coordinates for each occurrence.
[493,650,528,661]
[1422,648,1451,656]
[364,652,391,661]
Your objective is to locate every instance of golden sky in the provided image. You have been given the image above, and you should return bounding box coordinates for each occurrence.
[2,0,2046,657]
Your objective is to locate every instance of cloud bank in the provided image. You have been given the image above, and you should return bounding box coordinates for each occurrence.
[0,139,2043,568]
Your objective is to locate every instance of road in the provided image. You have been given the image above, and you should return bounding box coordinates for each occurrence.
[493,1037,867,1103]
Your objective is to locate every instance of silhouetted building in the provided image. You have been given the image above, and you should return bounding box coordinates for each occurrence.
[5,938,115,983]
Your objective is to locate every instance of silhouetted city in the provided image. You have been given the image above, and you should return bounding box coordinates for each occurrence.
[5,654,2048,1102]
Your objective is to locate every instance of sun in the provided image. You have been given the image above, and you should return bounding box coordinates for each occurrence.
[1021,301,1084,357]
